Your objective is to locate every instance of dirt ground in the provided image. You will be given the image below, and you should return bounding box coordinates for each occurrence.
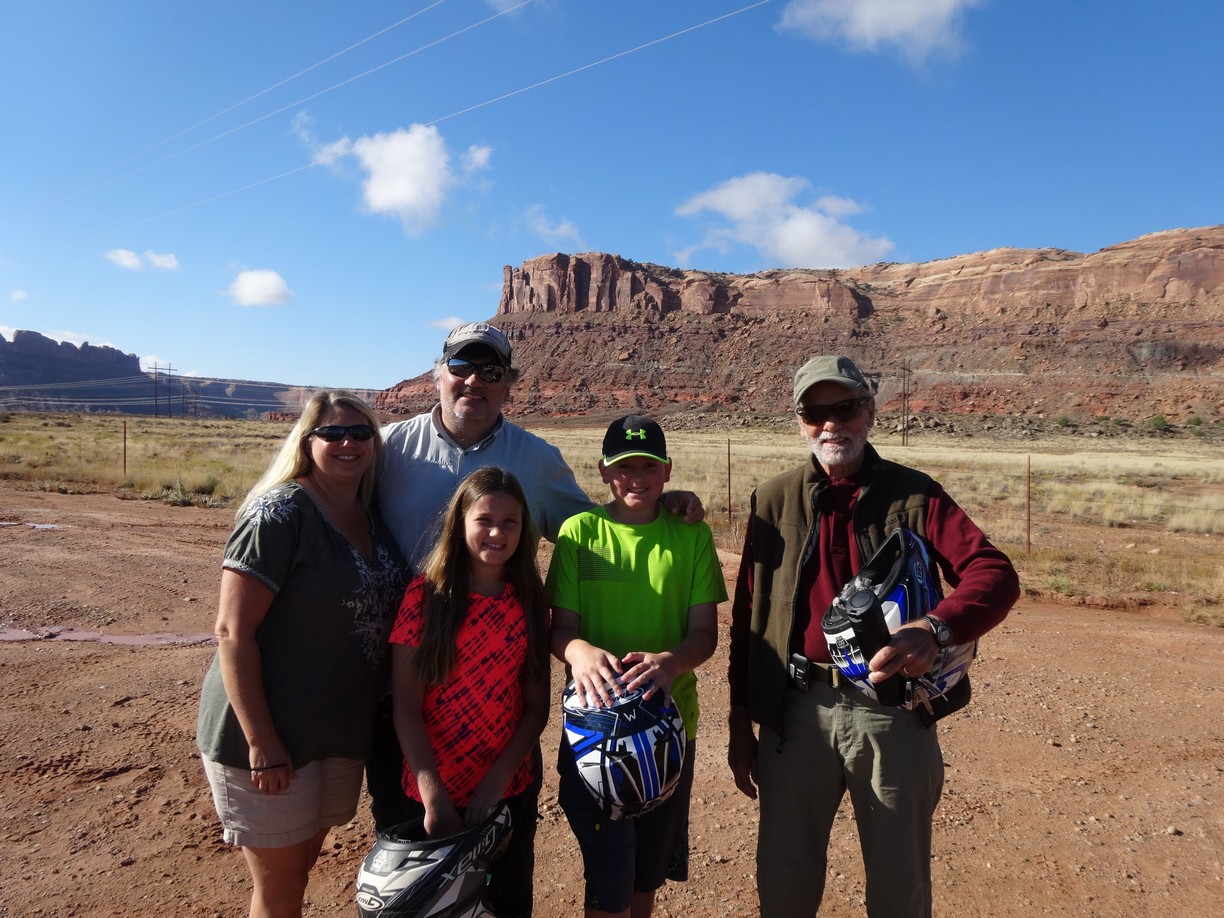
[1,483,1221,917]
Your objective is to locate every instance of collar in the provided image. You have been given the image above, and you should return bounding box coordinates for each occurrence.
[429,405,505,451]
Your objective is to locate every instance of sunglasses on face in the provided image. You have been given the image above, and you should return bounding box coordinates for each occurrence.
[311,424,375,442]
[795,398,870,425]
[446,358,507,383]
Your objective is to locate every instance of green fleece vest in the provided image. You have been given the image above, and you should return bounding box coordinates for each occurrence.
[743,444,934,736]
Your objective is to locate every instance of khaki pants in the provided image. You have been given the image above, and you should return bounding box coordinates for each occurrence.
[756,683,944,918]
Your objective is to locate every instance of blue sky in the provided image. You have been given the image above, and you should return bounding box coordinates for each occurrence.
[2,0,1221,389]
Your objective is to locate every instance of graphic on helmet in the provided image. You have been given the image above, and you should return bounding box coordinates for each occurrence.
[355,802,512,918]
[561,679,686,820]
[821,528,976,713]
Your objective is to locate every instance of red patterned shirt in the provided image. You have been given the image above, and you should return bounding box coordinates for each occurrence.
[389,576,535,806]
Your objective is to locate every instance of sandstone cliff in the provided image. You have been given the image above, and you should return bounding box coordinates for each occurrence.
[376,226,1224,425]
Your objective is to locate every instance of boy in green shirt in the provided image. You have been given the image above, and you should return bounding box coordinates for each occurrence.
[548,415,727,918]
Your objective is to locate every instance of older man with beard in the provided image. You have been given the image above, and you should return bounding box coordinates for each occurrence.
[727,355,1018,918]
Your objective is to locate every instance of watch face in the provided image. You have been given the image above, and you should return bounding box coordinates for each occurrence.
[927,616,950,645]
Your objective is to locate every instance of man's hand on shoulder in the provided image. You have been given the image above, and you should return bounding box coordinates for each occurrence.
[661,489,705,523]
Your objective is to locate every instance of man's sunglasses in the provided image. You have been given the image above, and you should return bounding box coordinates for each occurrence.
[446,358,507,383]
[795,398,870,425]
[311,424,375,442]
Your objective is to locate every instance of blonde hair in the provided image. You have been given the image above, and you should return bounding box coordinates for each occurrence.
[414,467,548,685]
[239,389,383,515]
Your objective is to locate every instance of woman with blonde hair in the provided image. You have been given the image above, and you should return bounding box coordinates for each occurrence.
[197,389,407,918]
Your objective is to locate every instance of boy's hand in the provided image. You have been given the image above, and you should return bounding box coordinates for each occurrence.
[621,651,676,701]
[568,643,624,708]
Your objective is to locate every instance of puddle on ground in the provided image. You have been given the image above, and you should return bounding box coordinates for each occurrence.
[0,522,62,530]
[0,627,215,646]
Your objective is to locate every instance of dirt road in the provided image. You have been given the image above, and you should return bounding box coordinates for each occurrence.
[1,486,1220,916]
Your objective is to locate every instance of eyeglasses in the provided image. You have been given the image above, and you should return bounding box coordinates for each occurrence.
[311,424,375,442]
[795,398,870,425]
[446,358,507,383]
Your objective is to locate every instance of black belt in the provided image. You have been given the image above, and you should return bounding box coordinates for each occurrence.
[787,653,844,692]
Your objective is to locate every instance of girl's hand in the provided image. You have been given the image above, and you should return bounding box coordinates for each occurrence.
[621,651,676,702]
[424,798,464,840]
[466,765,511,826]
[248,741,296,795]
[569,644,625,707]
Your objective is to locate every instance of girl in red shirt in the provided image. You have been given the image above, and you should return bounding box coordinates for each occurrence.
[390,466,549,918]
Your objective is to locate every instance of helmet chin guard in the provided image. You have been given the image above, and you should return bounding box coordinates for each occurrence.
[822,528,975,716]
[562,679,686,820]
[355,802,512,918]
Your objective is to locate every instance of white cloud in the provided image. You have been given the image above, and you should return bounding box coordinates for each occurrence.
[1,324,15,340]
[301,118,491,235]
[105,248,143,270]
[461,144,493,174]
[228,269,293,307]
[525,204,585,251]
[144,251,180,271]
[9,290,27,302]
[779,0,983,62]
[351,126,453,235]
[675,171,894,269]
[430,316,467,331]
[104,248,179,271]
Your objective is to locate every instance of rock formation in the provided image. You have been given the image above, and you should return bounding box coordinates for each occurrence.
[377,226,1224,426]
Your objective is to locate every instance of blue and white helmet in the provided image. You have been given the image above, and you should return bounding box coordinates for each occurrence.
[822,528,975,710]
[561,679,686,820]
[355,803,511,918]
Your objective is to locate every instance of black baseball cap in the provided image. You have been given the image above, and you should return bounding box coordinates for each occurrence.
[601,415,668,466]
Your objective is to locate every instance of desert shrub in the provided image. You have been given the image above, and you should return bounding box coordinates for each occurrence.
[1056,416,1071,428]
[1148,415,1169,431]
[1186,416,1203,427]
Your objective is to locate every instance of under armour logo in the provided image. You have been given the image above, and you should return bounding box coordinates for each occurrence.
[625,429,647,440]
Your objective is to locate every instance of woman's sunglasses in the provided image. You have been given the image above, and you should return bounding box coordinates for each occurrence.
[795,398,870,425]
[446,358,507,383]
[311,424,375,442]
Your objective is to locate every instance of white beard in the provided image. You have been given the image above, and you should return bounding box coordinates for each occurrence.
[804,429,867,475]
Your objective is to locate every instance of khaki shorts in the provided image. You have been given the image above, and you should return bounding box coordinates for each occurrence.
[201,755,364,848]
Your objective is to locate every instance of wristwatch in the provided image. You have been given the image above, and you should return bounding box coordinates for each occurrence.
[923,614,952,648]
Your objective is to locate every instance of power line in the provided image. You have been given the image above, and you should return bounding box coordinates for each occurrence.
[92,1,771,235]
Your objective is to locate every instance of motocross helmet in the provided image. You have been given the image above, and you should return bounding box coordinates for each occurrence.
[354,802,512,918]
[561,678,686,820]
[822,527,975,710]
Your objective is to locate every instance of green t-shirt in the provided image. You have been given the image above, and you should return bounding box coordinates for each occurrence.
[546,506,727,738]
[196,482,407,768]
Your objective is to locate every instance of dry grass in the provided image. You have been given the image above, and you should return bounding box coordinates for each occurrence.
[2,412,1220,624]
[532,423,1224,626]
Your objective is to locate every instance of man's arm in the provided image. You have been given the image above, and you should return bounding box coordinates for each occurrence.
[870,483,1019,682]
[727,505,760,799]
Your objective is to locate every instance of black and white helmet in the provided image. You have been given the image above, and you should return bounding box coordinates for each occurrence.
[561,679,686,820]
[355,803,512,918]
[822,527,975,712]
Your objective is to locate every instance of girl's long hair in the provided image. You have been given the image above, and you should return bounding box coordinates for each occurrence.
[414,467,548,685]
[239,389,383,516]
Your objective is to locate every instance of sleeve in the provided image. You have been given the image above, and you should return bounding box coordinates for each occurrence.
[532,447,595,544]
[727,492,758,707]
[220,487,303,594]
[388,577,427,647]
[544,517,584,613]
[688,522,729,607]
[924,483,1020,645]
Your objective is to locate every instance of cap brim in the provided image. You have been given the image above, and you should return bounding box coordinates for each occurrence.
[602,451,669,465]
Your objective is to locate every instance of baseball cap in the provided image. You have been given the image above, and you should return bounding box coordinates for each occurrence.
[793,355,875,406]
[601,416,669,466]
[442,322,512,366]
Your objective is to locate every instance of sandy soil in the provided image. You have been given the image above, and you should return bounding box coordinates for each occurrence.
[1,483,1221,917]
